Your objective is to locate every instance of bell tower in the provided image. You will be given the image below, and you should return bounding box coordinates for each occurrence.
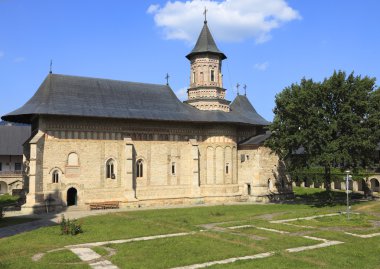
[184,15,230,112]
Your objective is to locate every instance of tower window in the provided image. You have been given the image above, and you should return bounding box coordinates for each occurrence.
[192,72,195,83]
[136,159,143,178]
[225,163,230,174]
[52,170,59,183]
[210,70,215,82]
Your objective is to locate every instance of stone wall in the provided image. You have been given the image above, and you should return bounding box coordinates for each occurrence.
[20,115,290,211]
[238,146,292,201]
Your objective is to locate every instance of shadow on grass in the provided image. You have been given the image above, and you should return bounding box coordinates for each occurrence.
[282,187,374,208]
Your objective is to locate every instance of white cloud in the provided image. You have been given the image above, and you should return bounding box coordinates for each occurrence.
[13,57,25,63]
[175,87,188,100]
[254,61,269,71]
[148,0,300,44]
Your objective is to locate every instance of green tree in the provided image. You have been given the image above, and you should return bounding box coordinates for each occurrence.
[266,71,379,190]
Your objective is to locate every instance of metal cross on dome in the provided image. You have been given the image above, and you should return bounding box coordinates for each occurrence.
[203,7,208,23]
[243,84,247,96]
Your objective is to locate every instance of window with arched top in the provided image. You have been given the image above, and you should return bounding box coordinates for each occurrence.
[210,70,215,82]
[67,152,79,166]
[106,159,115,179]
[136,159,143,178]
[52,170,59,183]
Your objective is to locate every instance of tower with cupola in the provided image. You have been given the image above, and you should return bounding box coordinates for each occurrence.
[184,16,230,112]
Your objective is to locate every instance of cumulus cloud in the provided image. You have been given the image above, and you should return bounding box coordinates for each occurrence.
[254,61,269,71]
[175,87,188,100]
[148,0,300,44]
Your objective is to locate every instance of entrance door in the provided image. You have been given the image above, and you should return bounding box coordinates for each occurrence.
[67,187,77,206]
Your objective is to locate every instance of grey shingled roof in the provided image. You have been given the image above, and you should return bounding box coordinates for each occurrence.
[186,21,226,60]
[230,95,269,125]
[2,74,269,126]
[0,125,31,155]
[239,132,272,146]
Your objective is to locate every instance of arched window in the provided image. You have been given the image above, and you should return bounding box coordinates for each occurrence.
[106,159,115,179]
[52,170,59,183]
[136,159,143,178]
[210,70,215,82]
[68,152,79,166]
[225,163,230,174]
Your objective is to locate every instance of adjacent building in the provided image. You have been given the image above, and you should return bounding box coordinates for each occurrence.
[0,122,30,195]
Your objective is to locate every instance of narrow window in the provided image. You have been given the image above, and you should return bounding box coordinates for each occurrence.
[136,159,143,178]
[106,159,115,179]
[192,72,195,83]
[15,163,21,171]
[200,72,204,82]
[210,70,215,82]
[52,170,59,183]
[171,162,176,175]
[225,163,229,174]
[0,162,2,171]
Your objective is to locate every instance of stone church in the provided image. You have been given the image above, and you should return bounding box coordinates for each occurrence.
[2,20,292,212]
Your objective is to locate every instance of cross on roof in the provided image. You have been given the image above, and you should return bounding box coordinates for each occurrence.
[203,7,208,23]
[243,84,247,96]
[49,60,53,74]
[236,83,240,95]
[165,73,170,85]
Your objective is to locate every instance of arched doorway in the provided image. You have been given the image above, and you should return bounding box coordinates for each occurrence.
[370,178,380,193]
[358,179,366,192]
[0,181,8,194]
[67,187,77,206]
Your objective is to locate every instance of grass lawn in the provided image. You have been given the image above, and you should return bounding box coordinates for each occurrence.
[0,187,379,268]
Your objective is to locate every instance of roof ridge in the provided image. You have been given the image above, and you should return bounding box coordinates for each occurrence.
[48,73,169,88]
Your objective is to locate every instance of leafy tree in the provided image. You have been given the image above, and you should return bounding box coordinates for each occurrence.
[266,71,379,190]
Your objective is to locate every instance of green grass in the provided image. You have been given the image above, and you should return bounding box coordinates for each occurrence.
[91,246,109,256]
[0,189,379,269]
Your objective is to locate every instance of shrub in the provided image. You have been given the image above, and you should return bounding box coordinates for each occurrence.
[59,214,83,235]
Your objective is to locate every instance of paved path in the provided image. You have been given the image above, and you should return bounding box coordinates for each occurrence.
[0,219,56,238]
[70,248,119,269]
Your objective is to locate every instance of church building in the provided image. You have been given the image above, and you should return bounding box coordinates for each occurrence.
[2,19,292,212]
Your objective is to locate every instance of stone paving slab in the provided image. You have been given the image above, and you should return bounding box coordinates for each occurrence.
[66,232,194,248]
[90,260,119,269]
[344,232,380,238]
[70,247,119,269]
[170,252,275,269]
[70,248,101,261]
[227,224,289,234]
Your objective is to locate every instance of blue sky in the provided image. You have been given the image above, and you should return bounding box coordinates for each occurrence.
[1,0,379,121]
